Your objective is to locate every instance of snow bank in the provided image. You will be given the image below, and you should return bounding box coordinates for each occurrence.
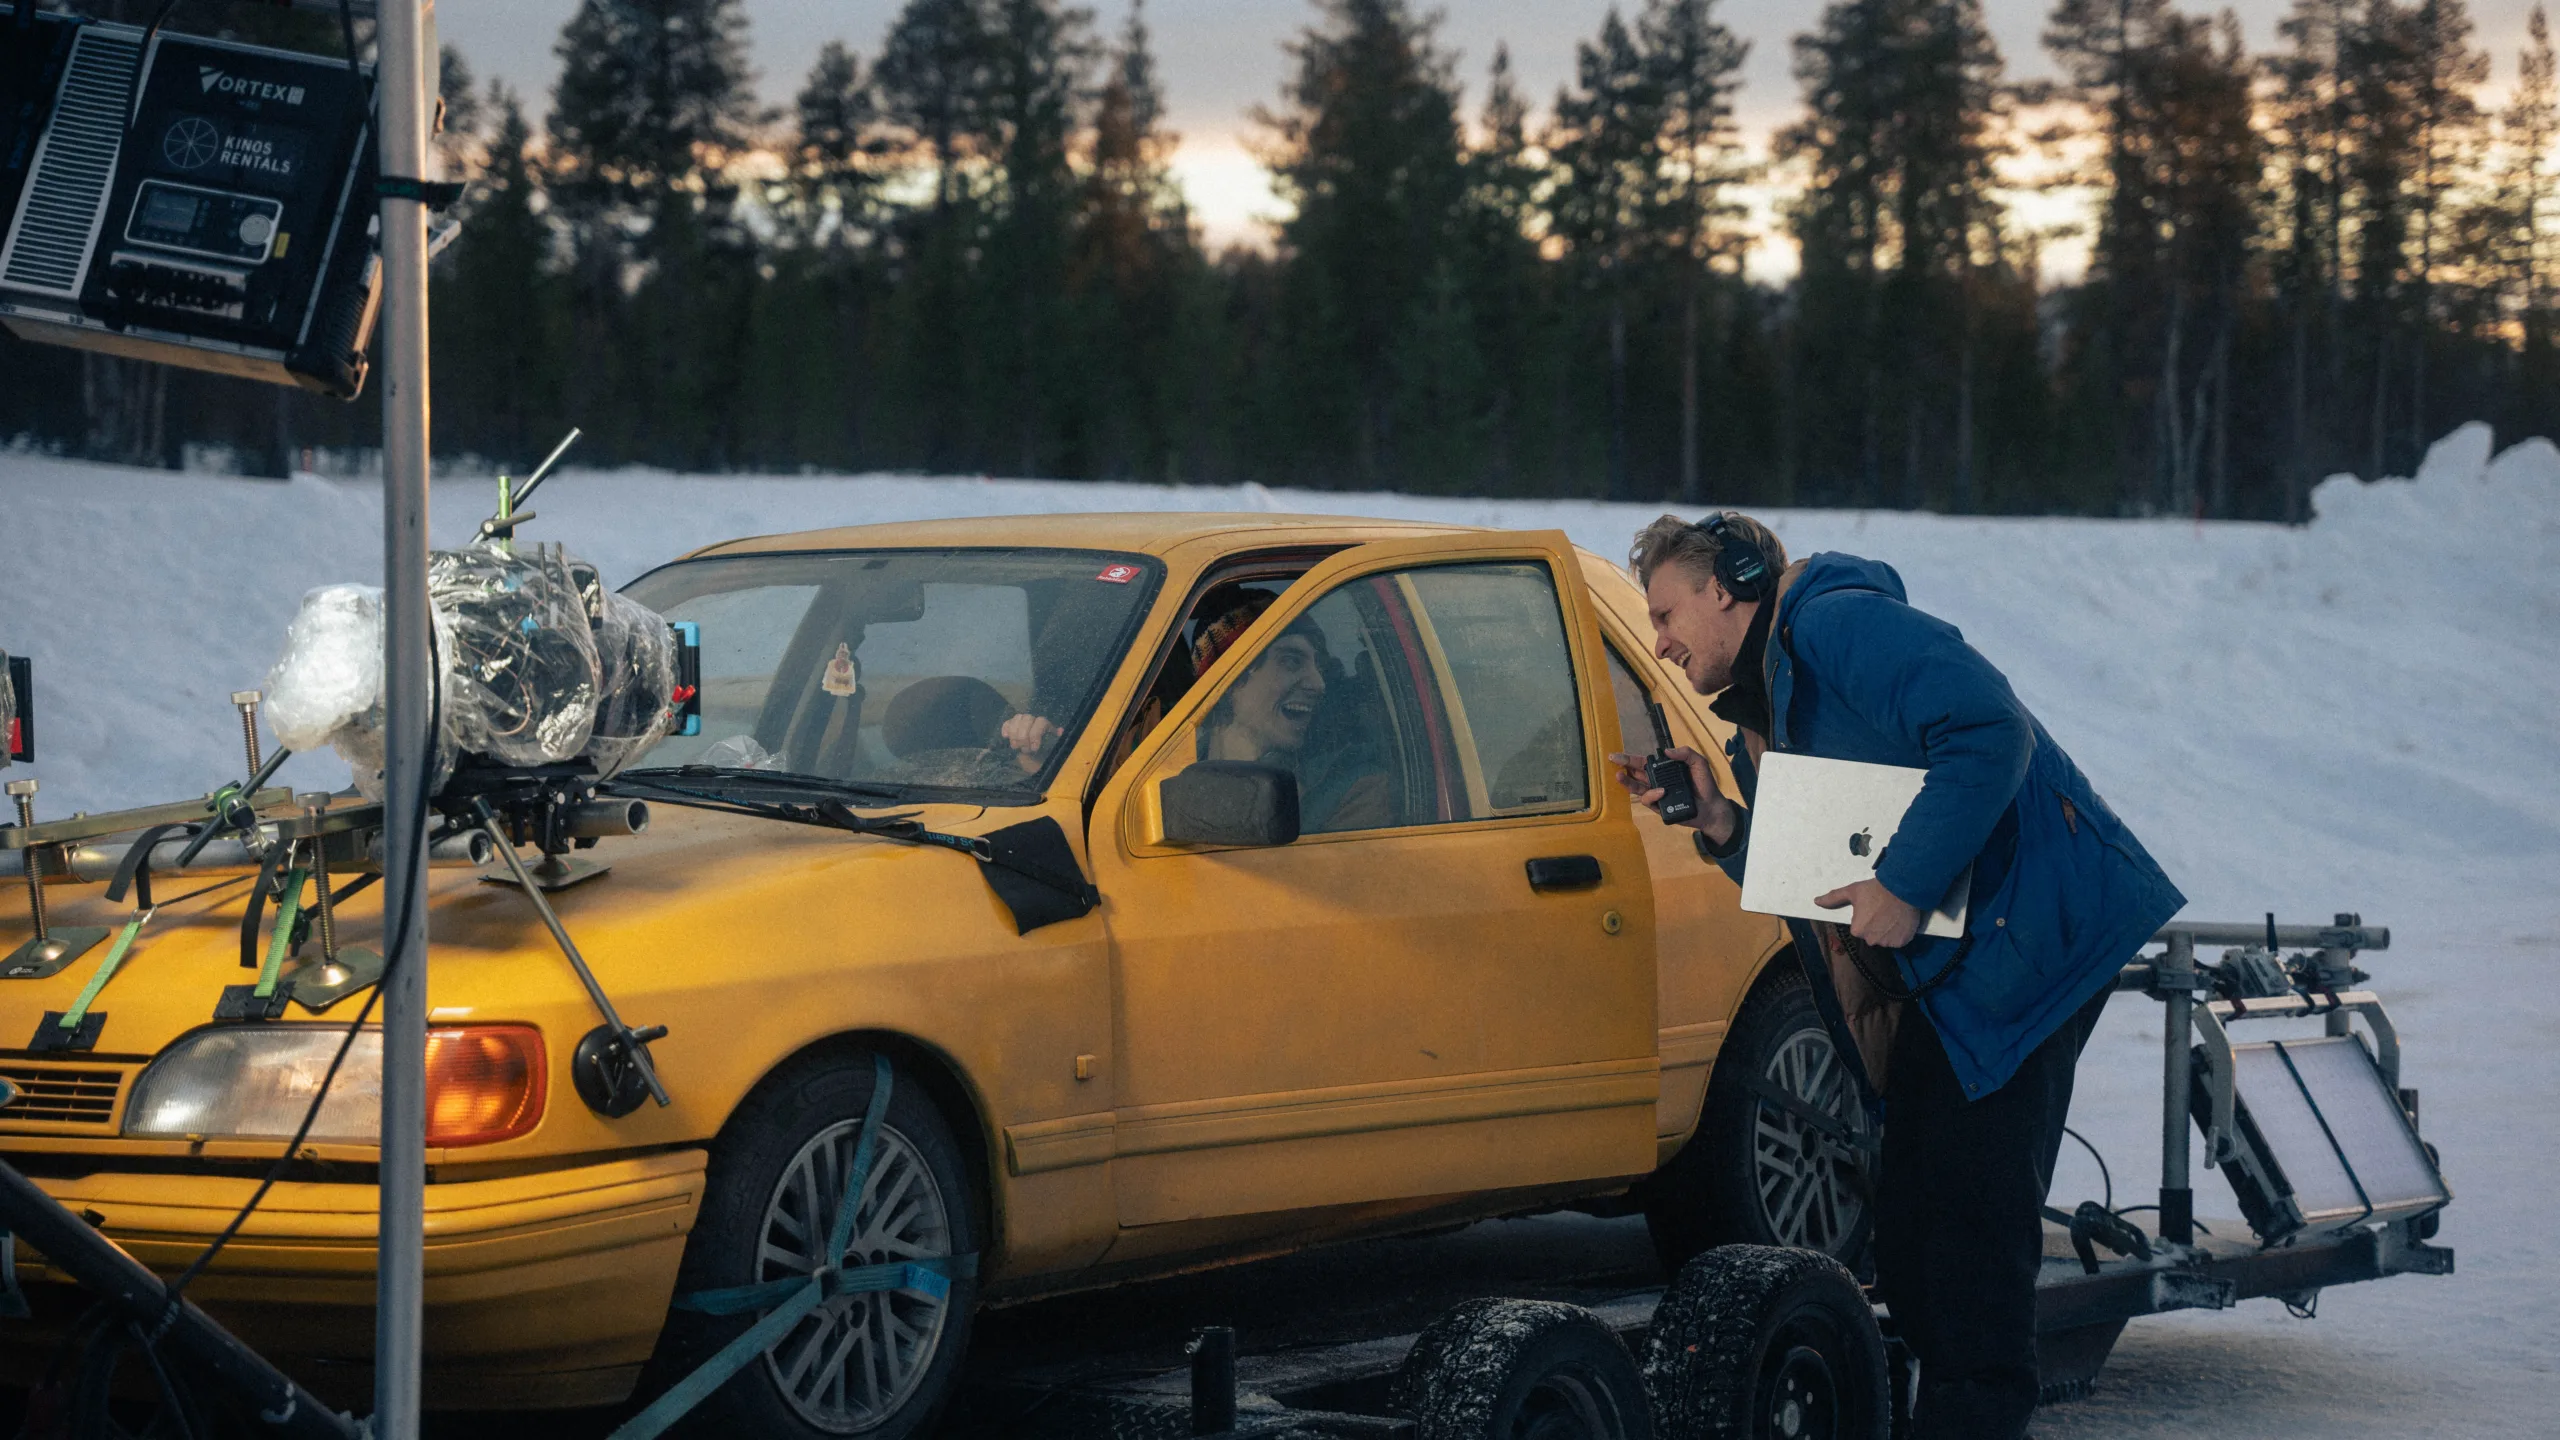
[3,424,2557,1432]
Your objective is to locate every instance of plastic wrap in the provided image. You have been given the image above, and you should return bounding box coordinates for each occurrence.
[259,543,661,799]
[263,585,384,753]
[582,588,679,779]
[698,734,786,770]
[427,542,600,767]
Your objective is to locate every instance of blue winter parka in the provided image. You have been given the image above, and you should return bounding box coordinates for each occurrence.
[1714,553,2187,1099]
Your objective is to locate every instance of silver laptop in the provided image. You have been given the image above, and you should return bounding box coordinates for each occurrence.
[1738,752,1970,939]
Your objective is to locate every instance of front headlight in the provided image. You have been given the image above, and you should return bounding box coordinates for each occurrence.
[126,1025,545,1147]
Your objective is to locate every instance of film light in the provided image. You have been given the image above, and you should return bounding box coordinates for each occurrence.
[2217,1034,2449,1243]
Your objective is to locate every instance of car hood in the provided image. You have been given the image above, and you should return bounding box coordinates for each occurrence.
[0,798,1017,1099]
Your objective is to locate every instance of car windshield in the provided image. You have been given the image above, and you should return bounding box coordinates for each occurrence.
[622,547,1162,802]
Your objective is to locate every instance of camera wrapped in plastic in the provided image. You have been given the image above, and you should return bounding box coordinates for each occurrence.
[572,572,680,781]
[430,542,601,768]
[261,542,679,798]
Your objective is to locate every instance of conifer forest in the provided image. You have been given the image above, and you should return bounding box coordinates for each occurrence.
[9,0,2557,519]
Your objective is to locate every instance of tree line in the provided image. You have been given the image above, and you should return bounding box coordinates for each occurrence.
[4,0,2554,518]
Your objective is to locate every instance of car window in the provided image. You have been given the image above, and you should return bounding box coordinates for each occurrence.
[624,548,1161,800]
[1604,643,1659,758]
[1166,560,1588,836]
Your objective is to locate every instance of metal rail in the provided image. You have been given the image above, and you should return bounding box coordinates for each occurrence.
[0,1157,359,1440]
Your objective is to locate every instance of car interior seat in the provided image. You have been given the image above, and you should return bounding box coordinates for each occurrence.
[882,676,1014,760]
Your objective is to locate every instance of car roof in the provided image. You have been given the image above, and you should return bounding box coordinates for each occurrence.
[683,511,1476,560]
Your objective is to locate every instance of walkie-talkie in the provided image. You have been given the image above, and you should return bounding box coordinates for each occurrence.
[1644,699,1700,825]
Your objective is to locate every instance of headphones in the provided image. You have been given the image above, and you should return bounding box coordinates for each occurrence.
[1696,512,1774,603]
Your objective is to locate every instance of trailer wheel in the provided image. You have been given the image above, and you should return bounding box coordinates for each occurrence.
[1640,1245,1887,1440]
[1393,1298,1652,1440]
[1643,964,1873,1273]
[645,1051,980,1440]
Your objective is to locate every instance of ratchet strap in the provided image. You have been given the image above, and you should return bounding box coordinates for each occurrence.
[26,821,192,1051]
[254,867,308,1000]
[64,913,147,1019]
[610,1055,977,1440]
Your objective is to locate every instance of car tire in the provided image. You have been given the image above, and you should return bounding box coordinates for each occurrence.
[1641,962,1874,1274]
[1392,1297,1652,1440]
[1639,1245,1888,1440]
[643,1050,980,1440]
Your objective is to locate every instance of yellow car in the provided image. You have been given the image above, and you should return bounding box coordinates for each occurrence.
[0,515,1860,1435]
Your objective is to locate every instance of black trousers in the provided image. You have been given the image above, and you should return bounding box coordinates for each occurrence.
[1873,979,2113,1440]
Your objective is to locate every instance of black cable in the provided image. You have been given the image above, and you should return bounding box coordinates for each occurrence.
[335,0,358,72]
[2062,1124,2112,1211]
[158,625,446,1318]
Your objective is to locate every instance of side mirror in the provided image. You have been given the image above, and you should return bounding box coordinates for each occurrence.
[1159,762,1301,848]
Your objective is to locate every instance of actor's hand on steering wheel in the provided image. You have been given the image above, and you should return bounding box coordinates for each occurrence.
[1815,878,1923,949]
[1002,712,1059,773]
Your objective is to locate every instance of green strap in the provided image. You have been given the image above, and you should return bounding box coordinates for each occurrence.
[254,869,308,999]
[56,913,148,1029]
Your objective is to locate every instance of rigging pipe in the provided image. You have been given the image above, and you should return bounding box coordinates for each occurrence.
[373,2,437,1437]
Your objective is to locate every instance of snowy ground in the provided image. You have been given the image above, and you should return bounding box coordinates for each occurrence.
[4,423,2557,1432]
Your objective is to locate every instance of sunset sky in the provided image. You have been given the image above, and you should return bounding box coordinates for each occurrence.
[436,0,2555,265]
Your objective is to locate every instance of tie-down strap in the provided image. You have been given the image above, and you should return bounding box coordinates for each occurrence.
[606,1054,978,1440]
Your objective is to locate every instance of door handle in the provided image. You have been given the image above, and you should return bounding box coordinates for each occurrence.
[1525,855,1603,892]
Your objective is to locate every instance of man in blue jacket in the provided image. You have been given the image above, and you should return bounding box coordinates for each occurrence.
[1611,512,2185,1440]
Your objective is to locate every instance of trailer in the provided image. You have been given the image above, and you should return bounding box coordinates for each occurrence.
[940,917,2453,1439]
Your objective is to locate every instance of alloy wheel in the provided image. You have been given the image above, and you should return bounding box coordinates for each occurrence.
[755,1116,956,1432]
[1752,1028,1871,1256]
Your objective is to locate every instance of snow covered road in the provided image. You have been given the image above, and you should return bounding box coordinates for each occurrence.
[4,423,2555,1429]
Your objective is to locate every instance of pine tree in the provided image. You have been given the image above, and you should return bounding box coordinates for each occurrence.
[1075,1,1196,480]
[2268,0,2358,511]
[2395,0,2490,460]
[2510,7,2560,418]
[1641,0,1750,502]
[434,89,565,468]
[1783,0,2007,507]
[1458,45,1555,493]
[788,41,885,246]
[1258,0,1469,487]
[2049,0,2260,512]
[876,0,998,468]
[547,0,760,465]
[1552,10,1664,500]
[980,0,1100,476]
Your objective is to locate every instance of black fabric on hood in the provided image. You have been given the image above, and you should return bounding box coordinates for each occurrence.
[975,816,1102,934]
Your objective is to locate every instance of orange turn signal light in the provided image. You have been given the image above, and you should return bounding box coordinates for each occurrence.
[425,1025,546,1147]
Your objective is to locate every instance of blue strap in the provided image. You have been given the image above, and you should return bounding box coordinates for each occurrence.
[612,1281,827,1440]
[672,1253,982,1316]
[610,1055,976,1440]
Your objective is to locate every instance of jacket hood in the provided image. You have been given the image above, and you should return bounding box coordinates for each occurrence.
[1777,552,1908,619]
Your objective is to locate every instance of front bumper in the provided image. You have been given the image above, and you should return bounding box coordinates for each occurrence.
[0,1149,706,1410]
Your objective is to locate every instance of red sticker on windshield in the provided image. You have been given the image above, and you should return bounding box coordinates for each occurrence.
[1096,564,1140,584]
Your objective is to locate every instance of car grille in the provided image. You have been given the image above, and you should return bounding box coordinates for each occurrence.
[0,1063,124,1127]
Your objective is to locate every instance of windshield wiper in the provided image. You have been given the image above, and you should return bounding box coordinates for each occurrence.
[614,765,910,806]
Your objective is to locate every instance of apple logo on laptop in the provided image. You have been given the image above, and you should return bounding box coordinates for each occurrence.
[1849,828,1872,858]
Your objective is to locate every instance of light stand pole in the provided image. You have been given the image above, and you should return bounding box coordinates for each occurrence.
[372,2,436,1436]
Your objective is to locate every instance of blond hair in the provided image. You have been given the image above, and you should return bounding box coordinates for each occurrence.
[1628,511,1789,592]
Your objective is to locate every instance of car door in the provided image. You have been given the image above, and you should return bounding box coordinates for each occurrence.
[1088,532,1660,1228]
